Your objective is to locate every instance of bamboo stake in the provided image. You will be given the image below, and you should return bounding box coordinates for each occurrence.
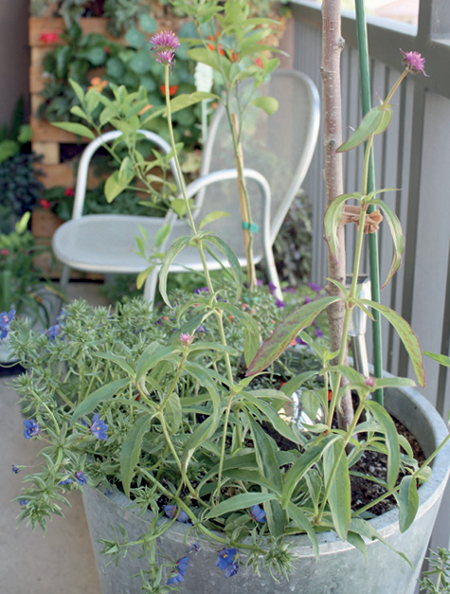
[231,113,256,290]
[354,0,384,405]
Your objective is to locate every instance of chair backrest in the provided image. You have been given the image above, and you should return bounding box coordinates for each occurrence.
[195,69,320,256]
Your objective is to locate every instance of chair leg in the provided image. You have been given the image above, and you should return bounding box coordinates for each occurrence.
[265,249,283,302]
[57,265,71,313]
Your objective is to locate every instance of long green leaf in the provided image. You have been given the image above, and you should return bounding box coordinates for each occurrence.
[186,48,231,77]
[247,297,341,375]
[167,91,219,115]
[286,502,319,560]
[360,299,425,387]
[135,343,179,382]
[205,492,277,519]
[250,96,279,115]
[424,351,450,368]
[349,518,412,567]
[396,476,419,533]
[181,414,220,474]
[281,434,339,508]
[204,234,243,302]
[245,393,303,445]
[323,439,351,541]
[71,378,130,424]
[198,211,230,230]
[159,236,191,306]
[221,469,278,492]
[366,400,400,488]
[337,107,384,152]
[120,414,152,498]
[367,199,405,287]
[95,352,135,376]
[52,122,94,139]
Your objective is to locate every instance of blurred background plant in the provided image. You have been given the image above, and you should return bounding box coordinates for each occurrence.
[418,548,450,594]
[0,98,44,234]
[0,213,59,325]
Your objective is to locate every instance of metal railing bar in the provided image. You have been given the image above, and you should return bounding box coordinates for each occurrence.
[436,241,450,417]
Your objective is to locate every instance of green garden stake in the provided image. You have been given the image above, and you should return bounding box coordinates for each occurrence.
[355,0,384,405]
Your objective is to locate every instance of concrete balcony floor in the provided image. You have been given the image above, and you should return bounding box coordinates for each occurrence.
[0,282,109,594]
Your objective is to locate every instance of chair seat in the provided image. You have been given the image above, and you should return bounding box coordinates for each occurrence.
[52,214,259,274]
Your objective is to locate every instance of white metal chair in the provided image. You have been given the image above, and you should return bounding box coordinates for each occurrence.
[52,69,320,305]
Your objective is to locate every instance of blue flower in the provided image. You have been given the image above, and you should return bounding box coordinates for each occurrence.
[164,504,189,523]
[193,287,209,294]
[19,498,29,506]
[0,309,15,339]
[275,298,286,308]
[268,282,277,295]
[315,327,324,338]
[46,323,61,341]
[23,419,39,439]
[188,542,201,554]
[75,471,87,485]
[11,464,20,474]
[90,414,108,441]
[216,548,239,577]
[250,504,267,523]
[167,556,190,585]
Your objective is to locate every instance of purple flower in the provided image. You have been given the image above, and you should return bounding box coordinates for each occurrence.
[268,282,277,295]
[308,282,323,294]
[217,548,239,577]
[19,498,29,506]
[275,298,286,308]
[150,31,180,68]
[193,286,209,294]
[180,333,194,346]
[23,419,39,439]
[164,504,189,523]
[46,323,61,341]
[0,309,15,339]
[400,49,428,76]
[75,471,87,485]
[315,328,324,338]
[250,504,267,523]
[296,336,307,346]
[283,287,295,294]
[11,464,20,474]
[196,325,206,333]
[167,556,190,585]
[90,414,108,441]
[304,295,312,304]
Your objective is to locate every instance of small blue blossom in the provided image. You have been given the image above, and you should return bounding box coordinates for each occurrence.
[23,419,39,439]
[75,471,88,485]
[167,556,190,585]
[188,542,201,554]
[11,464,20,474]
[0,309,15,339]
[193,287,209,294]
[315,327,324,338]
[46,323,61,341]
[250,504,267,523]
[196,325,206,333]
[90,414,108,441]
[19,498,29,506]
[268,282,277,295]
[216,548,239,577]
[164,504,189,523]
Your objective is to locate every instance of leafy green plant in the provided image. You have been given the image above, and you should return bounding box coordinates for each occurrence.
[0,214,59,325]
[0,98,43,234]
[418,549,450,593]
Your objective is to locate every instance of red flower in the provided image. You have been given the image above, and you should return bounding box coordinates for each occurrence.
[39,31,61,44]
[104,45,110,55]
[64,187,75,197]
[0,249,8,256]
[39,199,51,209]
[159,84,178,97]
[254,57,264,68]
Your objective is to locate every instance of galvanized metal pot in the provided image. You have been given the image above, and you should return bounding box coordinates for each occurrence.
[83,383,450,594]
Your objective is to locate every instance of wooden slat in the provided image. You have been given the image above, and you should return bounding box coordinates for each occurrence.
[32,141,60,164]
[37,162,99,189]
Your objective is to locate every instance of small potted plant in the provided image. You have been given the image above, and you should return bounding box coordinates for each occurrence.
[11,4,450,594]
